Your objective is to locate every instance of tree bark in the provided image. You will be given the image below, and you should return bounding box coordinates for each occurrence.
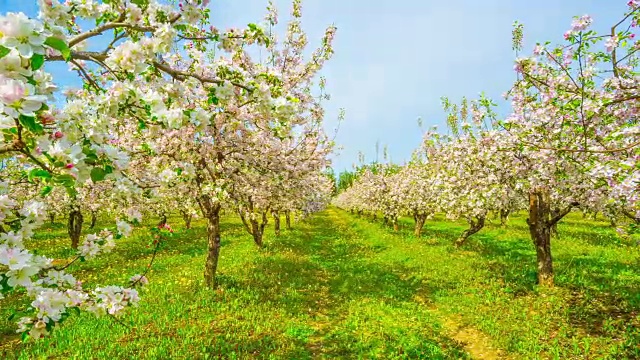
[272,210,281,236]
[455,215,485,247]
[199,196,221,288]
[68,209,83,249]
[181,211,193,229]
[89,211,97,229]
[414,213,427,237]
[250,219,263,246]
[526,190,578,287]
[285,210,292,230]
[239,206,269,247]
[527,190,554,287]
[392,217,399,231]
[49,213,55,225]
[500,209,510,227]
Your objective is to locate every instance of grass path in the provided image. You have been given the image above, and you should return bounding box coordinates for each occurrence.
[261,209,472,358]
[315,208,506,359]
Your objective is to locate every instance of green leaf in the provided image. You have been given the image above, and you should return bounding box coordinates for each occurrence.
[40,186,53,197]
[31,54,44,71]
[54,174,75,187]
[90,167,107,182]
[19,115,44,135]
[44,37,71,61]
[28,168,51,182]
[0,46,10,59]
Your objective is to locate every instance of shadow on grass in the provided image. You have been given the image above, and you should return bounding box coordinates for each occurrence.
[224,212,425,309]
[211,211,469,358]
[365,211,640,303]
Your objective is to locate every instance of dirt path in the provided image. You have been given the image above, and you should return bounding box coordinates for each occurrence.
[435,311,511,360]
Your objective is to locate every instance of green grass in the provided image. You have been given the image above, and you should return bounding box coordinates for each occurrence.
[0,208,639,359]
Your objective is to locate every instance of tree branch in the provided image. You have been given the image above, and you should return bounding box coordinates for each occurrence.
[548,202,579,226]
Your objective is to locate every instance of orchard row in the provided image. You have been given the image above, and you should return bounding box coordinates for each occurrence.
[334,3,640,289]
[0,0,335,339]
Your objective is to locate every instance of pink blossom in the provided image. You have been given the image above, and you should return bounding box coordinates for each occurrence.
[605,36,619,52]
[0,76,26,105]
[570,15,592,32]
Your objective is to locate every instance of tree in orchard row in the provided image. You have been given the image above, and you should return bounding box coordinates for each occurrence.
[417,97,525,247]
[333,162,403,229]
[230,102,335,246]
[0,0,194,337]
[499,2,640,286]
[75,0,335,287]
[335,2,639,287]
[391,158,440,237]
[0,0,336,338]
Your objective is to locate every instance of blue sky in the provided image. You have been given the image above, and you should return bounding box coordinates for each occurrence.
[1,0,628,172]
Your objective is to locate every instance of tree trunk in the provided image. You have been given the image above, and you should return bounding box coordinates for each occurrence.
[181,211,193,229]
[250,219,263,247]
[238,206,265,247]
[414,213,427,237]
[272,210,281,236]
[285,210,292,230]
[90,211,97,229]
[500,209,510,227]
[199,196,221,288]
[527,190,554,287]
[393,217,399,231]
[372,213,377,221]
[49,213,55,225]
[158,213,167,227]
[68,209,83,249]
[455,215,485,247]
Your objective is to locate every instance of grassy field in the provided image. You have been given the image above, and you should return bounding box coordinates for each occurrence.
[1,208,639,359]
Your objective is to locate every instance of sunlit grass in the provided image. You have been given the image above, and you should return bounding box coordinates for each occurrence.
[1,208,639,359]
